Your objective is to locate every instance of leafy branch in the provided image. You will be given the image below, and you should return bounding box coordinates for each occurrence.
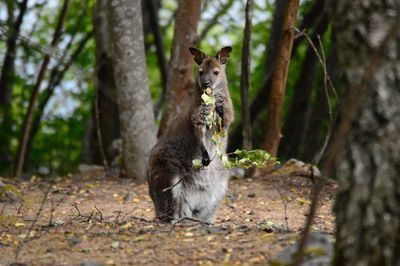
[192,89,279,170]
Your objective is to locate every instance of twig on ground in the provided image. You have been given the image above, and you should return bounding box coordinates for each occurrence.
[0,203,6,216]
[94,206,103,222]
[173,216,212,226]
[48,196,63,226]
[15,184,51,261]
[271,183,290,232]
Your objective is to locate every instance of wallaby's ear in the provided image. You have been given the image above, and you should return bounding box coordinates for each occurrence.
[216,46,232,64]
[189,47,206,65]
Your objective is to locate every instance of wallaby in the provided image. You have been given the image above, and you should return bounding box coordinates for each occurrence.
[147,46,234,223]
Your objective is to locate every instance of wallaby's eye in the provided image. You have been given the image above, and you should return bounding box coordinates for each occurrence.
[214,71,219,76]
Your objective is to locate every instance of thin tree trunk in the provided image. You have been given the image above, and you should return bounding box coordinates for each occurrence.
[157,0,202,137]
[279,13,329,159]
[0,0,28,168]
[263,0,299,156]
[327,1,400,264]
[0,0,28,105]
[108,0,157,179]
[240,0,253,151]
[14,0,71,178]
[24,32,92,167]
[147,0,169,118]
[228,0,288,151]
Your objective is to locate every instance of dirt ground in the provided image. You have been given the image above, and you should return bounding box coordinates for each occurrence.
[0,165,336,265]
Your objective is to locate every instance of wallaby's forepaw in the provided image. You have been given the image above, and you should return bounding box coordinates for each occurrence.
[216,105,225,130]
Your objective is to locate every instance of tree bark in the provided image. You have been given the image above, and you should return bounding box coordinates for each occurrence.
[328,1,400,264]
[14,0,71,178]
[240,0,254,151]
[92,0,120,164]
[263,0,299,156]
[157,0,202,137]
[279,13,329,159]
[108,0,157,179]
[147,0,169,118]
[0,0,28,168]
[228,0,288,152]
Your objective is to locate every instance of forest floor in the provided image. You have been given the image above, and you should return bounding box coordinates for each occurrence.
[0,162,336,265]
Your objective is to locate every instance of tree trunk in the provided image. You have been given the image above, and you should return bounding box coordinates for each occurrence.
[157,0,202,137]
[263,0,299,156]
[240,0,254,151]
[108,0,157,179]
[228,0,288,152]
[24,32,92,168]
[279,13,329,159]
[146,0,169,118]
[14,0,71,178]
[92,0,120,164]
[329,1,400,264]
[0,0,28,169]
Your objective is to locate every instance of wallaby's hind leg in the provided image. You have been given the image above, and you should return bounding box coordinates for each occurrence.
[147,173,175,222]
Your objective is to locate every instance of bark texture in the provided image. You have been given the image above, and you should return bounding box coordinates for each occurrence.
[92,0,120,164]
[0,0,28,168]
[228,0,288,151]
[108,0,157,179]
[240,0,254,151]
[280,12,329,159]
[263,0,299,156]
[331,1,400,265]
[157,0,201,137]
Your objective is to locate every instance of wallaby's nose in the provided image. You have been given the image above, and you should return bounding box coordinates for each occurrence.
[202,80,211,87]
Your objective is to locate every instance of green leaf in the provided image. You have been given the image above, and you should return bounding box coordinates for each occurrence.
[192,159,203,170]
[201,93,216,106]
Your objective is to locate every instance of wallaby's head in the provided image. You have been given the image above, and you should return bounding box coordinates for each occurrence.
[189,46,232,92]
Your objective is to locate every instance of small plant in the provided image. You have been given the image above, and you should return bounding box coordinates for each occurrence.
[192,88,278,170]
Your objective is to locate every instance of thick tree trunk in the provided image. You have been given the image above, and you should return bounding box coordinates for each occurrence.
[157,0,201,137]
[263,0,299,156]
[108,0,157,179]
[330,1,400,265]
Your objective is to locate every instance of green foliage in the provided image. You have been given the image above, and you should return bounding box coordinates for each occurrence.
[192,90,278,170]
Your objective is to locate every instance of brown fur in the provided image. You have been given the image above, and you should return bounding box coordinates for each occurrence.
[148,47,234,222]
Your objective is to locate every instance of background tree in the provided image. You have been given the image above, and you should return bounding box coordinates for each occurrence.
[0,0,28,168]
[108,0,157,179]
[85,0,120,165]
[326,1,400,264]
[14,0,71,178]
[263,0,300,156]
[157,0,202,137]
